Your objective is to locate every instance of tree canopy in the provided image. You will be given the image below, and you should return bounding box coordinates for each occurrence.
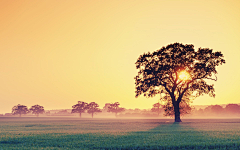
[107,102,125,116]
[29,104,45,117]
[87,102,102,118]
[225,104,240,114]
[71,101,88,118]
[135,43,225,122]
[12,104,29,117]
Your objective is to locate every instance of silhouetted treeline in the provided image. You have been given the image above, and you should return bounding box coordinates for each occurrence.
[3,103,240,118]
[191,104,240,117]
[5,101,126,118]
[11,104,45,117]
[71,101,102,118]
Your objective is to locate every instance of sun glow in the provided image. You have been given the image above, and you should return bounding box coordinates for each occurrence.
[179,71,190,81]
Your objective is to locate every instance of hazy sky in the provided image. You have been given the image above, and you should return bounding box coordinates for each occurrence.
[0,0,240,114]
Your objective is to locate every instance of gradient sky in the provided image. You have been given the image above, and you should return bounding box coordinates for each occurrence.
[0,0,240,114]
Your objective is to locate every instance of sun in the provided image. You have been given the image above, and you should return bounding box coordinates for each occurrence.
[178,71,190,81]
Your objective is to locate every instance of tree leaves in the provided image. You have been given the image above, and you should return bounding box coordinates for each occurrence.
[29,105,45,116]
[107,102,125,115]
[71,101,88,114]
[12,104,29,117]
[135,42,225,119]
[87,102,102,114]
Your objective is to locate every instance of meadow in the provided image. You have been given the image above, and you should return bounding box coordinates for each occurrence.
[0,117,240,149]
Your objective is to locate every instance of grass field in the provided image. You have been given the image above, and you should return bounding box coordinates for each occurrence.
[0,117,240,149]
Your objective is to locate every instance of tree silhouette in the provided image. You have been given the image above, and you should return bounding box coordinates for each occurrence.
[71,101,88,118]
[151,102,162,116]
[135,43,225,122]
[225,104,240,115]
[204,105,212,114]
[87,102,102,118]
[161,92,193,117]
[29,104,45,117]
[107,102,125,116]
[211,105,224,115]
[12,104,29,117]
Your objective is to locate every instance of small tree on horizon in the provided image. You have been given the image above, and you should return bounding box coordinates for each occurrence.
[225,104,240,115]
[151,102,162,116]
[107,102,125,116]
[87,102,102,118]
[29,104,45,117]
[135,42,225,122]
[12,104,29,117]
[211,105,224,115]
[71,101,88,118]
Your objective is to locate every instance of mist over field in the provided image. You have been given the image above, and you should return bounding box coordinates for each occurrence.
[1,117,240,149]
[1,103,240,149]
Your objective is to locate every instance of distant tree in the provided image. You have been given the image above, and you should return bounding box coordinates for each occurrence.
[57,110,69,114]
[211,105,224,115]
[107,102,125,116]
[151,102,162,116]
[225,104,240,114]
[103,103,111,112]
[135,43,225,122]
[134,108,141,113]
[197,108,204,116]
[45,111,50,115]
[87,102,102,118]
[29,104,45,117]
[72,101,88,118]
[12,104,29,117]
[203,106,211,115]
[203,105,225,116]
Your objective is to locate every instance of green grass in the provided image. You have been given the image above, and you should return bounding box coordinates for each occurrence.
[0,117,240,149]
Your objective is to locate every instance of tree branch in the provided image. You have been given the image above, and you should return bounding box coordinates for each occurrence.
[205,75,217,81]
[170,73,175,84]
[193,73,217,81]
[177,81,191,103]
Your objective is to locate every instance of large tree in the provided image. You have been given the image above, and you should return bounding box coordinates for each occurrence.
[107,102,125,116]
[29,104,45,117]
[135,43,225,122]
[12,104,29,117]
[87,102,102,118]
[71,101,88,118]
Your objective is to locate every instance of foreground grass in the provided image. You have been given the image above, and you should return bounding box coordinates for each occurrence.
[0,117,240,149]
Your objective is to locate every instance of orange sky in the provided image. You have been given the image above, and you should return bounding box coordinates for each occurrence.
[0,0,240,114]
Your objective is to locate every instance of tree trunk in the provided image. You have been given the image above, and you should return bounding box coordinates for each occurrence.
[174,102,182,122]
[37,114,39,117]
[79,113,81,118]
[92,113,93,118]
